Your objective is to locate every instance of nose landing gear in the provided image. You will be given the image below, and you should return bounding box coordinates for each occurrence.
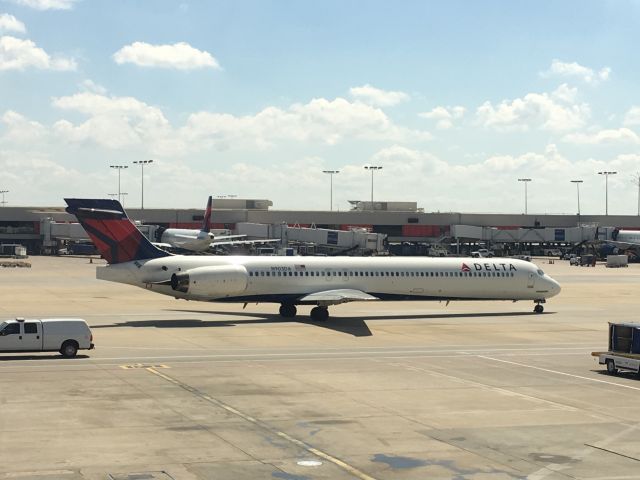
[533,300,545,314]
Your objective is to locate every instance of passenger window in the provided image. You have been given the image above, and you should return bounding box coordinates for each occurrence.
[266,272,271,277]
[3,323,20,335]
[24,323,38,334]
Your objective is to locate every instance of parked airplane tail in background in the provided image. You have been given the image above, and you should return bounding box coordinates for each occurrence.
[64,198,170,264]
[201,195,212,233]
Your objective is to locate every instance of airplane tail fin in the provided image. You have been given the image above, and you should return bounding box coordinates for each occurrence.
[64,198,171,264]
[201,195,212,233]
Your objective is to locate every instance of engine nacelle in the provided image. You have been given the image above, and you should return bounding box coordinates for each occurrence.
[171,265,248,298]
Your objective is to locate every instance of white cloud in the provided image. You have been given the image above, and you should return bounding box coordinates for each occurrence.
[541,59,611,84]
[52,92,177,152]
[78,79,107,95]
[182,97,430,149]
[47,90,431,156]
[623,106,640,126]
[349,84,409,107]
[0,35,76,71]
[476,85,589,132]
[563,128,640,145]
[6,0,78,10]
[419,105,465,129]
[0,13,25,33]
[113,41,220,70]
[1,110,47,142]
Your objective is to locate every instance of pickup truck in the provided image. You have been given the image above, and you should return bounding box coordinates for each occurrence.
[0,318,94,357]
[593,322,640,375]
[471,248,494,258]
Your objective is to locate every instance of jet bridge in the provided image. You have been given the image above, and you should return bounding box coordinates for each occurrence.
[450,225,598,243]
[236,223,386,255]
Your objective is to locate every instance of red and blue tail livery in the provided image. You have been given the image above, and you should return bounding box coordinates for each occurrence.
[64,198,170,264]
[201,195,212,233]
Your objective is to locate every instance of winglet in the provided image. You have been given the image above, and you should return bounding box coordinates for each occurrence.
[65,198,170,264]
[201,196,212,233]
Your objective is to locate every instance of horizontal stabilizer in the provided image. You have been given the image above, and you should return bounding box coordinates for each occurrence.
[299,289,379,305]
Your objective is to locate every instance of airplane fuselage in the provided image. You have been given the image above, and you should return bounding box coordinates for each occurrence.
[98,255,560,305]
[616,230,640,244]
[159,228,214,252]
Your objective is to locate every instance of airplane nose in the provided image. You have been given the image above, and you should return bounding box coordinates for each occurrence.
[547,278,561,297]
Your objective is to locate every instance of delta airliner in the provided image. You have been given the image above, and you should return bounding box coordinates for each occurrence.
[65,199,561,321]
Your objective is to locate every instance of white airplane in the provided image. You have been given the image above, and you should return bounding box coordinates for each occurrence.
[65,198,561,321]
[154,195,278,252]
[611,228,640,246]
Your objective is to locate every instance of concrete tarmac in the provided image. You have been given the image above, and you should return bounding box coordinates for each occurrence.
[0,256,639,479]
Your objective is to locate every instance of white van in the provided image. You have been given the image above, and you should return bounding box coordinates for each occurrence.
[0,318,94,357]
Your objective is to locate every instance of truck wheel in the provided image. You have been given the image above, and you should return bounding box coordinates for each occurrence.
[60,340,79,358]
[606,359,617,375]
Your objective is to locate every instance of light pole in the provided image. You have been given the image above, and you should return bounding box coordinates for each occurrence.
[133,159,153,212]
[598,171,617,215]
[110,165,128,204]
[570,180,583,218]
[364,165,383,210]
[322,170,340,211]
[632,173,640,216]
[518,178,532,214]
[108,192,128,206]
[0,190,7,207]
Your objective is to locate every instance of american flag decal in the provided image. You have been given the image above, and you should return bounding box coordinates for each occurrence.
[461,263,471,272]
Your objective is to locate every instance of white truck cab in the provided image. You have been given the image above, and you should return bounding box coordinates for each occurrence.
[0,318,94,357]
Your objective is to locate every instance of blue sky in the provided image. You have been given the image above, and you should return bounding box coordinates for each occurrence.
[1,0,640,214]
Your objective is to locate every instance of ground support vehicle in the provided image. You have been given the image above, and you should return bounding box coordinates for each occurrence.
[592,322,640,375]
[606,255,628,268]
[0,318,93,357]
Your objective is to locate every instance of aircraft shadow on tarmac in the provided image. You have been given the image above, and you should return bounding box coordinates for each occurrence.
[91,310,551,338]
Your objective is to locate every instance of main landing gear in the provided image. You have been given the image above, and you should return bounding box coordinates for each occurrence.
[278,303,330,321]
[310,306,329,322]
[533,300,545,314]
[279,303,297,318]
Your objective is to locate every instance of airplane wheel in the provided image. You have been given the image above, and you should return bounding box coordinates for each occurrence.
[534,304,544,314]
[279,303,297,318]
[310,306,329,322]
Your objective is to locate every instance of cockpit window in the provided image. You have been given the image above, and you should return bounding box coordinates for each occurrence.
[537,269,545,276]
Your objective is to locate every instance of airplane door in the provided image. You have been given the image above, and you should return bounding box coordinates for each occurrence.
[527,272,535,288]
[325,269,333,282]
[342,270,349,283]
[21,321,41,350]
[0,322,23,351]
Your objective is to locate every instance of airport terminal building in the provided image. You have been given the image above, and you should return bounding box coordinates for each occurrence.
[0,198,637,255]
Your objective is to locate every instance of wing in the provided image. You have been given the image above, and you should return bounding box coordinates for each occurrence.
[298,289,379,306]
[152,242,173,249]
[212,234,247,241]
[211,239,280,247]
